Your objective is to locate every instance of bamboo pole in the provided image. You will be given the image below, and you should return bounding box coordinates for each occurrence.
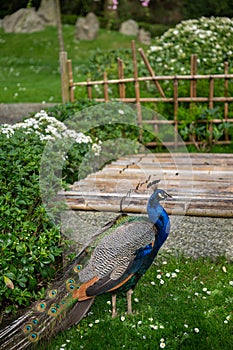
[72,73,233,86]
[173,77,179,148]
[60,51,70,103]
[224,61,229,141]
[209,76,214,144]
[103,71,109,102]
[87,78,92,99]
[131,40,143,141]
[118,58,125,99]
[190,54,197,143]
[90,97,233,103]
[190,54,197,98]
[67,59,74,102]
[138,48,165,97]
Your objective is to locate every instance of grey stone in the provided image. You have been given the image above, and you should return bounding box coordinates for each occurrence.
[2,8,45,33]
[37,0,57,26]
[119,19,139,36]
[75,12,99,41]
[138,28,151,45]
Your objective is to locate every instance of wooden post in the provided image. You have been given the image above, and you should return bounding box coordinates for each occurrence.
[209,76,214,145]
[103,71,109,102]
[224,62,229,141]
[190,54,197,118]
[131,40,142,141]
[60,51,70,103]
[190,54,197,97]
[87,78,92,99]
[190,54,197,144]
[138,47,165,98]
[118,58,125,99]
[173,77,179,148]
[67,59,74,102]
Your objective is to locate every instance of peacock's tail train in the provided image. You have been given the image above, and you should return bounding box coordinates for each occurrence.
[0,215,125,350]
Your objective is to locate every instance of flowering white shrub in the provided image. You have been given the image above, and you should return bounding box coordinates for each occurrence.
[0,110,93,144]
[146,17,233,74]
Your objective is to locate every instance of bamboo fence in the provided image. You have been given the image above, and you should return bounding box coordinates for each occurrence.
[60,41,233,148]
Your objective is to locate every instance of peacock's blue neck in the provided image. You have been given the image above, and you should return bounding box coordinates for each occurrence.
[147,200,170,253]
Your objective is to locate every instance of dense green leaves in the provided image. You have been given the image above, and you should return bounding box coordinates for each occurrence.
[0,129,63,312]
[0,111,98,314]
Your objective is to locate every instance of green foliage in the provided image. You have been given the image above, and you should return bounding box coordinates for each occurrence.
[0,129,63,313]
[61,14,78,25]
[179,107,231,151]
[182,0,233,19]
[47,100,156,141]
[0,111,98,313]
[0,26,140,103]
[138,22,171,37]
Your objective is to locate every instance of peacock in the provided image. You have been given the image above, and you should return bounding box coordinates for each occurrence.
[0,186,171,350]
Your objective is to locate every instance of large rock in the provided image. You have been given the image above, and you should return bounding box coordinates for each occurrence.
[37,0,57,26]
[138,28,151,45]
[75,12,99,41]
[119,19,138,36]
[2,8,45,33]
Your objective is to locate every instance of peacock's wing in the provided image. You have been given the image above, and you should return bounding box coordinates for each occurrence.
[74,218,156,299]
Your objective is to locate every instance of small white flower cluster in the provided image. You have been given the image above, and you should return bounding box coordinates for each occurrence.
[150,268,180,286]
[0,111,101,153]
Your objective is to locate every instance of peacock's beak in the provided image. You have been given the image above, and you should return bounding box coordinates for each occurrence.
[165,191,172,198]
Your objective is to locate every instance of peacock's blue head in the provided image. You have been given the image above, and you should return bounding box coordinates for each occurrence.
[148,189,171,208]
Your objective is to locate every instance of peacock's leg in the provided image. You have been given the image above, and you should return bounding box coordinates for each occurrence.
[126,289,133,314]
[112,294,117,318]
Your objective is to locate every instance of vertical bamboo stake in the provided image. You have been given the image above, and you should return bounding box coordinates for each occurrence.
[224,62,229,141]
[67,59,74,102]
[190,54,197,97]
[118,58,125,99]
[190,54,197,144]
[173,77,179,148]
[209,76,214,145]
[60,51,70,103]
[103,71,109,102]
[131,40,142,141]
[87,78,92,99]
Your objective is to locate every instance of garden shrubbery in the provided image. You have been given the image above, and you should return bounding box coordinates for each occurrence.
[0,107,100,314]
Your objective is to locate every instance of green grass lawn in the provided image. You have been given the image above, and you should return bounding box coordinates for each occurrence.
[0,26,138,103]
[38,254,233,350]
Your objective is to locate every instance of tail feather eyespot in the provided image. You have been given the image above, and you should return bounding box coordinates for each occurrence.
[28,332,39,343]
[74,264,82,273]
[48,289,58,299]
[22,323,33,334]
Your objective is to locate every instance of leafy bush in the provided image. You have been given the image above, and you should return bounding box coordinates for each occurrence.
[146,16,233,75]
[61,14,78,25]
[0,110,98,314]
[179,107,231,151]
